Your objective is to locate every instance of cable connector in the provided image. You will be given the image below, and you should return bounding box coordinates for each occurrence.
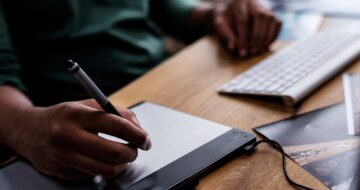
[242,143,257,155]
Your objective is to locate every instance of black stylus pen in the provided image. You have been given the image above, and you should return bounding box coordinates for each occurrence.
[66,59,123,117]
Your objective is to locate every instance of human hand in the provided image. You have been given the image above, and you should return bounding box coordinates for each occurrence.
[213,0,281,58]
[8,99,151,180]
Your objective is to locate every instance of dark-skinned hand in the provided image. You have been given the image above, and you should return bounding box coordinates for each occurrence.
[9,99,151,180]
[213,0,282,58]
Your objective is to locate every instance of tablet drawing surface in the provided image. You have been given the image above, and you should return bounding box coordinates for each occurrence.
[100,102,231,186]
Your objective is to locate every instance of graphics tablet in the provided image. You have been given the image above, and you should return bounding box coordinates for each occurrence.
[0,101,256,190]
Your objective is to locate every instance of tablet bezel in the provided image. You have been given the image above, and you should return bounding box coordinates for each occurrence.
[127,129,256,189]
[123,101,256,190]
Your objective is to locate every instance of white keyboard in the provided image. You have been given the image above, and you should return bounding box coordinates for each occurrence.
[219,31,360,106]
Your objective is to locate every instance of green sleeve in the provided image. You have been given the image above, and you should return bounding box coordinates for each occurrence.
[150,0,200,40]
[0,2,27,93]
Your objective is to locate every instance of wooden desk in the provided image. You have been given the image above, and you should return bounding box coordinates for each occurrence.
[109,25,360,189]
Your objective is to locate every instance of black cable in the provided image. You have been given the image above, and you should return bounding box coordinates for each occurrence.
[248,140,315,190]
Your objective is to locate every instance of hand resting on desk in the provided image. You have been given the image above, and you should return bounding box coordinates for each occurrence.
[191,0,281,58]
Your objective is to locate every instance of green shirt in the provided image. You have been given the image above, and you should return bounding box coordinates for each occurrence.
[0,0,198,106]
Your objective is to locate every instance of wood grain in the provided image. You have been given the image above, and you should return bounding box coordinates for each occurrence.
[109,30,360,189]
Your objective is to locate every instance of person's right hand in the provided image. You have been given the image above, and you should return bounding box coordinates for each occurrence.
[213,0,282,58]
[8,99,151,180]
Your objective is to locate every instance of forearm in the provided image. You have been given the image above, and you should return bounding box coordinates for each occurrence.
[0,85,34,149]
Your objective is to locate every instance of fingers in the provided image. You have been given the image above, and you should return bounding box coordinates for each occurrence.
[51,167,92,181]
[76,99,151,150]
[78,99,144,131]
[250,9,263,55]
[60,150,128,178]
[234,2,249,58]
[46,114,141,164]
[36,164,92,181]
[255,11,270,53]
[265,16,282,48]
[70,153,127,178]
[213,0,282,58]
[27,101,146,181]
[98,114,150,150]
[248,2,276,54]
[64,129,139,164]
[215,11,236,51]
[32,145,128,180]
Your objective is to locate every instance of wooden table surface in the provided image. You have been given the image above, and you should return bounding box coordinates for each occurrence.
[109,21,360,189]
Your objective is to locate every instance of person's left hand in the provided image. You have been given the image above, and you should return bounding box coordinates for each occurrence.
[212,0,282,58]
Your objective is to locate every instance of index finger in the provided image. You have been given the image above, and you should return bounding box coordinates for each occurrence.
[82,111,151,151]
[78,99,146,132]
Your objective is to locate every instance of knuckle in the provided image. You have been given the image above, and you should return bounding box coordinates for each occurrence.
[52,103,80,121]
[57,102,77,113]
[48,123,64,142]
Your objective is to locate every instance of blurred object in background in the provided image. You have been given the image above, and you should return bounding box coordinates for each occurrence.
[322,17,360,33]
[260,0,360,18]
[343,73,360,136]
[275,12,323,41]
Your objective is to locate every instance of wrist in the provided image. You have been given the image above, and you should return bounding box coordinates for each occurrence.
[5,105,44,153]
[187,3,217,38]
[193,1,235,33]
